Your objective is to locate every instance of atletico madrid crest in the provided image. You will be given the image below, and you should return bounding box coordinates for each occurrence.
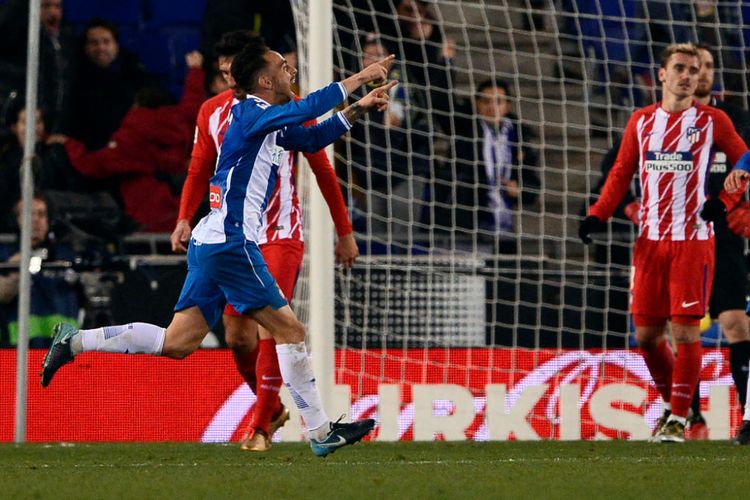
[686,126,701,144]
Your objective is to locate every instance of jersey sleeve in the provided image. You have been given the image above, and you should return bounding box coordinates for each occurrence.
[304,145,353,237]
[276,112,351,153]
[237,82,348,138]
[191,102,216,163]
[177,155,214,222]
[588,113,640,221]
[713,107,750,167]
[178,103,217,222]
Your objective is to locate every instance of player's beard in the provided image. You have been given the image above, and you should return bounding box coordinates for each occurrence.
[694,84,711,99]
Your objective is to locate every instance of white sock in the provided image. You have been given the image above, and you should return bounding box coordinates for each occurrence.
[72,323,165,355]
[275,342,330,438]
[744,361,750,421]
[667,414,687,425]
[663,401,672,412]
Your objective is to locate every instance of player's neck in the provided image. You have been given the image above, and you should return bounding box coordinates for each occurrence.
[695,94,711,106]
[660,94,693,113]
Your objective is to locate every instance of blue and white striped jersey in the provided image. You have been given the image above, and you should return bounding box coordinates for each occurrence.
[192,82,351,244]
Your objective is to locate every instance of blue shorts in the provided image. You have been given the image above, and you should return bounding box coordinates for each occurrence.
[174,238,288,327]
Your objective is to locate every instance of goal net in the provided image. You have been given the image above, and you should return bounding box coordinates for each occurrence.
[291,0,749,440]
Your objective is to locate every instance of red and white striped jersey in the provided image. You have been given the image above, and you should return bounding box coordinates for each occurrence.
[179,90,351,244]
[590,102,748,241]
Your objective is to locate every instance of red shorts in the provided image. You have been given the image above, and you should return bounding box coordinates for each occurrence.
[224,239,305,317]
[630,236,714,320]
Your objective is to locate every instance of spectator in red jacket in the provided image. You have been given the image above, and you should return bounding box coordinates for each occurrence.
[62,52,205,232]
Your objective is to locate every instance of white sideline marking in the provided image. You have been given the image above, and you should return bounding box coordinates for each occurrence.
[0,456,736,469]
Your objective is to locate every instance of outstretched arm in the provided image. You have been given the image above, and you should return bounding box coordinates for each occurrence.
[277,81,397,152]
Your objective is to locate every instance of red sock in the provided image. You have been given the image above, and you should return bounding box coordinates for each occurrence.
[641,339,674,402]
[232,344,260,394]
[670,341,702,418]
[250,338,283,435]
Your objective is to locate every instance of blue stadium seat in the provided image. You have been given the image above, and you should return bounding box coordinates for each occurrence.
[64,0,142,25]
[145,0,207,28]
[131,28,202,98]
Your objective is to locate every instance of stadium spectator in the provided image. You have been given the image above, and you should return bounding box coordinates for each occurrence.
[69,18,169,150]
[0,0,76,134]
[171,31,358,451]
[692,44,750,445]
[41,40,394,457]
[0,195,82,348]
[346,34,430,235]
[432,79,540,252]
[0,104,91,232]
[62,51,205,232]
[580,42,750,443]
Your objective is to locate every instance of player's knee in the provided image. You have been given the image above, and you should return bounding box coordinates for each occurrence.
[719,313,750,343]
[162,342,194,360]
[225,327,257,354]
[635,331,664,350]
[276,318,305,344]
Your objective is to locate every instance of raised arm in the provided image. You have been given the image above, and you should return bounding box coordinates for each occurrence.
[277,81,397,153]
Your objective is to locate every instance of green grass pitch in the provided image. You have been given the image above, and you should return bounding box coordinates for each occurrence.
[2,441,749,499]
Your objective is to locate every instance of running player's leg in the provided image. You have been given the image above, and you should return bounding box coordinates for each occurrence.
[41,241,223,387]
[219,240,373,455]
[247,240,303,443]
[41,306,213,387]
[224,308,260,393]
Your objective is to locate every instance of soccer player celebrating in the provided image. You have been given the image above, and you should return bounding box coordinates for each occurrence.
[580,42,750,443]
[42,38,397,457]
[170,31,359,452]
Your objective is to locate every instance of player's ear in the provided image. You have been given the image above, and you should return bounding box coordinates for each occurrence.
[657,67,666,83]
[258,73,273,90]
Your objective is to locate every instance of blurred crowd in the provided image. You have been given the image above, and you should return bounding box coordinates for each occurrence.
[0,0,542,256]
[0,0,298,240]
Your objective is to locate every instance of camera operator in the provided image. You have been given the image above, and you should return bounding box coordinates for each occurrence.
[0,194,82,347]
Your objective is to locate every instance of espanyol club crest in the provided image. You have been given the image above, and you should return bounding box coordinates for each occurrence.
[686,126,701,144]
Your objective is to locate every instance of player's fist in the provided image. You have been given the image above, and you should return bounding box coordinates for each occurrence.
[185,51,203,69]
[725,169,750,193]
[700,197,727,223]
[578,215,601,244]
[171,219,192,253]
[623,201,640,225]
[727,202,750,238]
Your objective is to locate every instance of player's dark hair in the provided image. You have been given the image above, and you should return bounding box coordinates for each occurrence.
[231,39,271,94]
[476,79,510,98]
[84,17,119,42]
[695,41,713,54]
[215,30,262,58]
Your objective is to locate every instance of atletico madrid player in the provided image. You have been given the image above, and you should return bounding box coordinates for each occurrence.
[580,42,750,443]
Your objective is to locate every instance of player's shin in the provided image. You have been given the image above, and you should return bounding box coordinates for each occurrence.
[251,338,283,434]
[275,341,330,439]
[71,323,166,355]
[641,339,674,404]
[669,341,702,421]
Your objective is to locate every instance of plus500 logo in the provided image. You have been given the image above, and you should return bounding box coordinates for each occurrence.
[644,151,694,172]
